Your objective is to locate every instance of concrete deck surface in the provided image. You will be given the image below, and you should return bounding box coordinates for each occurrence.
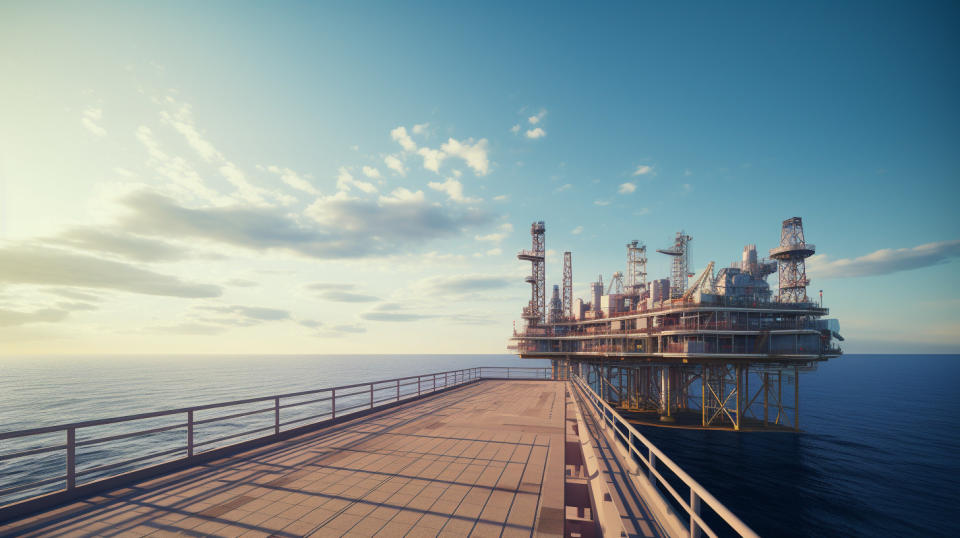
[0,380,566,538]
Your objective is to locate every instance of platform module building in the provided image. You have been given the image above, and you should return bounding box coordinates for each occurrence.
[509,217,843,431]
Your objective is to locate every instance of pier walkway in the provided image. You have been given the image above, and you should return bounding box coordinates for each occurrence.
[1,370,755,537]
[3,379,634,537]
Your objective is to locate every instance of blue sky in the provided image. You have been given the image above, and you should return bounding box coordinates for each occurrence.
[1,1,957,354]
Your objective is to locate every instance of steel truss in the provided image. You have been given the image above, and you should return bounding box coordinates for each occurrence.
[562,359,806,431]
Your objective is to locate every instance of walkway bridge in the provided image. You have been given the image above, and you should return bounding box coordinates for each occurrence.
[0,367,757,537]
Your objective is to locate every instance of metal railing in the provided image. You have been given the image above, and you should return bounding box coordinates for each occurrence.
[0,366,551,509]
[572,374,759,538]
[516,320,821,339]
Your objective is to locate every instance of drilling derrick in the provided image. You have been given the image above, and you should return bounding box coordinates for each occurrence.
[656,232,692,299]
[626,240,647,294]
[769,217,815,303]
[518,221,546,326]
[562,252,573,319]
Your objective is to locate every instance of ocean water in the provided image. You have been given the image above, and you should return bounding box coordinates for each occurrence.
[636,354,960,537]
[1,354,958,536]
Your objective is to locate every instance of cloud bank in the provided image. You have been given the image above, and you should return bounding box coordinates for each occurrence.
[0,244,221,298]
[119,190,491,259]
[808,239,960,278]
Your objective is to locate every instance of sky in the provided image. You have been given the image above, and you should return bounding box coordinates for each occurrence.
[0,1,958,355]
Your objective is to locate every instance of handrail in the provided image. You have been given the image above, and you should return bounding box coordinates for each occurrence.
[571,374,759,538]
[0,366,552,509]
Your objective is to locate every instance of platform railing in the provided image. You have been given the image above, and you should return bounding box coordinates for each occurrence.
[572,374,759,538]
[0,366,552,509]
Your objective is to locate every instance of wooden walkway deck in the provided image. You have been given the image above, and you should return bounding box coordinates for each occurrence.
[0,380,568,538]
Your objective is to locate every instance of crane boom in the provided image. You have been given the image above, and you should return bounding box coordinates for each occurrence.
[681,261,715,301]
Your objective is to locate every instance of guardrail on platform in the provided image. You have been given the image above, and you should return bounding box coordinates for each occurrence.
[572,374,759,538]
[0,366,551,511]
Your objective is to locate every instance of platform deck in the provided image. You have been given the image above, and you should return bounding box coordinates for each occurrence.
[0,380,567,538]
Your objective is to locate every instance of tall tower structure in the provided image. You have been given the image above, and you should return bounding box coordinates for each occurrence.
[769,217,815,303]
[562,252,573,319]
[548,285,562,322]
[657,232,692,299]
[626,240,647,294]
[590,275,603,313]
[518,221,546,325]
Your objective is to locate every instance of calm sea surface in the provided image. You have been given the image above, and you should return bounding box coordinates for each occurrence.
[1,353,958,536]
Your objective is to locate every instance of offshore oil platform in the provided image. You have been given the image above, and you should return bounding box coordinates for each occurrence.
[510,217,843,431]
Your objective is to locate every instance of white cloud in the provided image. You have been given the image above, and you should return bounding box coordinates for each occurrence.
[475,232,506,243]
[81,107,106,137]
[384,154,406,176]
[411,273,514,296]
[684,169,693,177]
[493,194,509,201]
[390,126,417,152]
[412,123,430,135]
[618,182,636,194]
[0,244,221,298]
[336,167,377,194]
[808,239,960,279]
[135,125,223,202]
[525,128,546,139]
[158,99,273,205]
[633,165,653,176]
[378,187,424,204]
[417,147,446,173]
[510,124,520,134]
[121,189,490,260]
[554,184,572,193]
[594,200,611,206]
[528,110,547,124]
[428,178,478,203]
[160,102,221,162]
[572,226,583,235]
[440,138,490,176]
[486,248,502,256]
[267,165,319,195]
[682,183,693,193]
[499,222,514,233]
[219,162,268,205]
[361,166,381,179]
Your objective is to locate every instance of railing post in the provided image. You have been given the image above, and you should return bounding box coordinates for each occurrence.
[66,427,76,490]
[690,490,701,538]
[397,379,400,401]
[648,451,657,485]
[418,376,421,396]
[445,372,448,388]
[187,409,194,457]
[274,397,280,437]
[331,388,336,419]
[507,367,511,379]
[370,383,374,408]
